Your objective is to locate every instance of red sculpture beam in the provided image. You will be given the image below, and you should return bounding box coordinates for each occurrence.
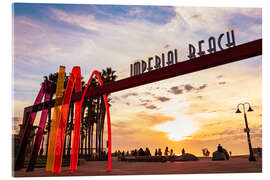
[23,38,262,114]
[70,70,111,173]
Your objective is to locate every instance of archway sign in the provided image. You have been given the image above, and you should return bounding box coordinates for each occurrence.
[15,33,262,174]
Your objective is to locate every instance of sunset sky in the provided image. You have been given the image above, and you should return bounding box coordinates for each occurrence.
[12,3,262,156]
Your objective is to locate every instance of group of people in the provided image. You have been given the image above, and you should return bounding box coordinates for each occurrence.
[114,146,187,157]
[114,147,152,157]
[154,147,176,156]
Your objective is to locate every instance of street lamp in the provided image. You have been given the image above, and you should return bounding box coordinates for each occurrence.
[236,102,256,161]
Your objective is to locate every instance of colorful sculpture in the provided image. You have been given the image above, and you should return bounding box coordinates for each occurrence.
[46,66,65,172]
[14,79,52,170]
[15,66,112,174]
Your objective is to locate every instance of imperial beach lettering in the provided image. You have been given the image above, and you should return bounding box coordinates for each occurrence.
[130,30,236,77]
[188,30,236,59]
[130,49,178,76]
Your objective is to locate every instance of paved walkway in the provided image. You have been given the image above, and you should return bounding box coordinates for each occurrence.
[13,156,262,177]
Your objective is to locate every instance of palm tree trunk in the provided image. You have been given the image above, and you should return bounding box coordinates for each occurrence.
[80,108,84,157]
[101,103,106,152]
[67,102,74,156]
[45,107,52,157]
[87,100,92,156]
[98,97,103,155]
[95,97,101,155]
[88,125,91,156]
[84,128,87,156]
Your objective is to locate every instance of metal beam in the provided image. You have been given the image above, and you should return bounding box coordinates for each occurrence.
[24,38,262,113]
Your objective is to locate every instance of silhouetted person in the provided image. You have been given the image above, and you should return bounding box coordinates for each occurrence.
[134,149,137,156]
[138,148,145,156]
[165,147,169,156]
[155,149,158,156]
[217,144,223,152]
[229,151,232,156]
[170,149,173,156]
[145,148,151,156]
[182,148,185,155]
[158,148,162,156]
[127,150,129,156]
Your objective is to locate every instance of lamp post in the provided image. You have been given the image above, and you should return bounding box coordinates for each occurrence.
[236,102,256,161]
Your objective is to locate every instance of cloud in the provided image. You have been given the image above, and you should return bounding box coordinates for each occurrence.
[140,102,159,110]
[134,113,175,126]
[196,96,203,100]
[169,86,183,95]
[156,96,170,102]
[198,84,207,90]
[12,117,22,134]
[216,75,224,78]
[174,7,261,36]
[111,113,176,147]
[140,99,152,103]
[146,105,158,110]
[184,84,194,91]
[140,103,148,106]
[169,83,208,95]
[112,96,120,100]
[121,92,138,98]
[218,81,226,85]
[112,121,129,128]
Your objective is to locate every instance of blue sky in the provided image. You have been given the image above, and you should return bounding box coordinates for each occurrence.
[12,3,262,155]
[14,3,176,25]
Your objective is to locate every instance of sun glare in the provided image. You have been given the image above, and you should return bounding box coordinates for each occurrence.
[153,117,198,141]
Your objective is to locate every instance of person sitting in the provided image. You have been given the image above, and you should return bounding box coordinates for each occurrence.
[145,147,151,156]
[217,144,223,152]
[170,149,173,156]
[182,148,185,155]
[165,147,169,156]
[155,149,158,156]
[138,148,145,156]
[158,148,162,156]
[134,149,137,156]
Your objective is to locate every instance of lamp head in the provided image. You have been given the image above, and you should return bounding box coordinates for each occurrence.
[236,108,241,113]
[247,107,254,112]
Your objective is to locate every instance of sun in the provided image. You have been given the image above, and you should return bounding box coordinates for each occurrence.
[153,116,198,141]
